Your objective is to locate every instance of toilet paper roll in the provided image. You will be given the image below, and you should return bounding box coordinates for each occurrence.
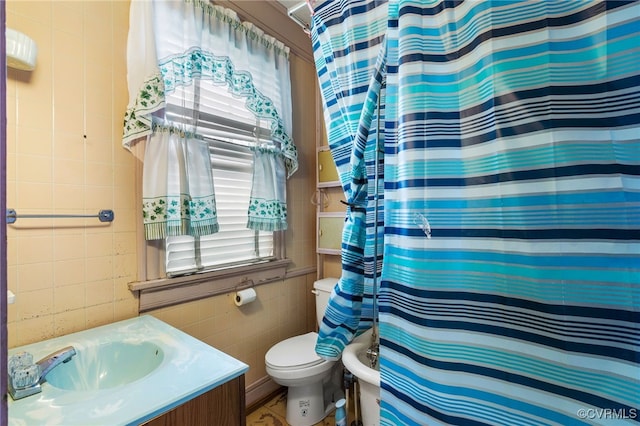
[234,288,257,306]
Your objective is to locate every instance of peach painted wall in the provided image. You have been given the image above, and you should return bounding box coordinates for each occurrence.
[5,0,319,396]
[6,0,138,346]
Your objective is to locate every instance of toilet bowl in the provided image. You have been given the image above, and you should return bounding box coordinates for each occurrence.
[266,332,334,386]
[265,278,342,426]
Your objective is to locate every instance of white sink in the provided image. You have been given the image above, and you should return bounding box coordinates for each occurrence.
[342,328,381,426]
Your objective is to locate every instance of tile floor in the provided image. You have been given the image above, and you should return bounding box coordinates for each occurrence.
[246,389,347,426]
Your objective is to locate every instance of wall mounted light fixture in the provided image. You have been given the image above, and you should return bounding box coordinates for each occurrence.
[6,28,37,71]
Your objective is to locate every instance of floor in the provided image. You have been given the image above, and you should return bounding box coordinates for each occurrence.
[246,389,349,426]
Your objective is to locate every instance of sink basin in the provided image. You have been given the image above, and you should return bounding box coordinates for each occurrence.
[45,341,164,391]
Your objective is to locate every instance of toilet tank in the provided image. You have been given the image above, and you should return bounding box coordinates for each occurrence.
[313,278,339,327]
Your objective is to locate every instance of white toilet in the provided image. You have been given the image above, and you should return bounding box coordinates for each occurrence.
[265,277,343,426]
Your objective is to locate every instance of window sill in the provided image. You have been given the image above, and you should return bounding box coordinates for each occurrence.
[129,258,291,312]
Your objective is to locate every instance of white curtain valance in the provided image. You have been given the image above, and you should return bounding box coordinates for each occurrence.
[123,0,297,177]
[127,0,297,240]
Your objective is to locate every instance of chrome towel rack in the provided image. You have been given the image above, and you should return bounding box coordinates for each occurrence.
[6,209,115,224]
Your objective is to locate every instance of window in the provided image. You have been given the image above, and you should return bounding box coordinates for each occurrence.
[163,85,281,277]
[130,84,290,311]
[124,2,297,311]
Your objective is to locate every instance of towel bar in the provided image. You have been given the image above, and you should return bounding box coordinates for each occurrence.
[6,209,114,224]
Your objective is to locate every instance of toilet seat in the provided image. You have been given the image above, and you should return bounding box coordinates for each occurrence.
[265,332,325,370]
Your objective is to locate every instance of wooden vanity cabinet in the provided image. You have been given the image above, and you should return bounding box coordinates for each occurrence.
[141,374,246,426]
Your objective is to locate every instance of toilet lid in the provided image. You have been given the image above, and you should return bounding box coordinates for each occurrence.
[265,332,325,369]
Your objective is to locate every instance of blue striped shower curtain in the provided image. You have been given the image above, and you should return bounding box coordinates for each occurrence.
[312,1,639,425]
[313,0,390,359]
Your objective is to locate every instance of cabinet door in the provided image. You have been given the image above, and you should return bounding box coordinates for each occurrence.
[141,375,245,426]
[317,214,344,254]
[318,149,340,186]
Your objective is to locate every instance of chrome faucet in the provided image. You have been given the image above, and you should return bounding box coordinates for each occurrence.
[36,346,77,383]
[366,341,379,369]
[8,346,76,400]
[366,328,380,369]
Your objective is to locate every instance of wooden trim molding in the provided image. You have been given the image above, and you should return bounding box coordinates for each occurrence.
[131,259,292,312]
[130,261,317,312]
[0,3,7,423]
[245,376,282,410]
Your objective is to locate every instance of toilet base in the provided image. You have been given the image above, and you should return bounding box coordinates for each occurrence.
[285,381,328,426]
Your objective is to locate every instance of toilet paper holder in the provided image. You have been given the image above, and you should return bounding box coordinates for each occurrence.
[234,278,257,306]
[235,277,255,292]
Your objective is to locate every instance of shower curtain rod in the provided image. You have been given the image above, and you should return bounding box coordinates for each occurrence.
[6,209,115,224]
[370,83,383,350]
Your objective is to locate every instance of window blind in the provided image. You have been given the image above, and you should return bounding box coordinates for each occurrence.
[164,83,276,277]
